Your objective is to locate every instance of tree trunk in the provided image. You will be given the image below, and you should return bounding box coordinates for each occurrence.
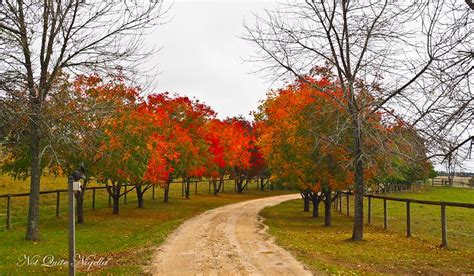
[76,193,84,224]
[107,182,121,214]
[213,178,223,196]
[185,178,190,199]
[112,195,119,214]
[26,118,41,241]
[352,140,365,240]
[302,192,310,212]
[76,180,88,224]
[312,197,320,218]
[136,185,144,208]
[236,178,245,193]
[164,184,170,203]
[260,178,265,191]
[241,179,249,191]
[324,189,332,226]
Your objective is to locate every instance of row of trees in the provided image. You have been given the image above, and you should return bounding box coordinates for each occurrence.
[245,0,472,240]
[1,74,268,225]
[0,0,471,244]
[254,74,435,227]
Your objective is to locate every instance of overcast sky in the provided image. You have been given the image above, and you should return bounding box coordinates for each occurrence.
[142,0,473,172]
[144,0,278,120]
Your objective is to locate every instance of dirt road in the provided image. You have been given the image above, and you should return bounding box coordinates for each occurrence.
[146,194,313,275]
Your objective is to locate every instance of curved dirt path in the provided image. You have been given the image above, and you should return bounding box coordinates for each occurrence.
[146,194,313,275]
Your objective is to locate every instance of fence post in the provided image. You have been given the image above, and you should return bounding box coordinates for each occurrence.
[346,192,350,216]
[367,196,371,224]
[152,185,156,200]
[383,199,388,230]
[92,188,96,210]
[56,191,60,218]
[406,201,411,237]
[6,194,11,231]
[68,176,76,275]
[441,204,448,247]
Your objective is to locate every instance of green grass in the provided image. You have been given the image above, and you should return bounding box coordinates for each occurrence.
[0,175,291,274]
[0,174,102,194]
[0,175,260,229]
[260,186,474,275]
[0,174,103,230]
[387,186,474,203]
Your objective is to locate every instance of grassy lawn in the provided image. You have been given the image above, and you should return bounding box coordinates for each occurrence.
[260,186,474,275]
[0,175,291,274]
[0,174,104,229]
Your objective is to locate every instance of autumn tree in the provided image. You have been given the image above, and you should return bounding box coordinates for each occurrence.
[141,93,215,202]
[204,119,230,195]
[248,145,269,192]
[203,118,258,195]
[94,79,143,214]
[49,74,136,221]
[257,77,356,226]
[374,121,436,191]
[0,0,165,240]
[225,118,255,193]
[245,1,472,240]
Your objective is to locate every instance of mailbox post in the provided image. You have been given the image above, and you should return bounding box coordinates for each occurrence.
[69,169,85,276]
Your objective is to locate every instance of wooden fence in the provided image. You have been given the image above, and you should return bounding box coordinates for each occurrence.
[336,191,474,248]
[0,178,268,231]
[426,178,473,188]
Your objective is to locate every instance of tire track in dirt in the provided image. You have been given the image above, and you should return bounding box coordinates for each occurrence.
[146,194,313,275]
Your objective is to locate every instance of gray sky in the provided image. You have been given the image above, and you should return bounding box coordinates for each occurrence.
[142,0,473,173]
[145,0,277,120]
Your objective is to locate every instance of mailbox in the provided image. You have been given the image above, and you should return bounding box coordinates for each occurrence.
[72,181,82,192]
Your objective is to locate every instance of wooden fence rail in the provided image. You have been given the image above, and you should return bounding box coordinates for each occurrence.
[0,178,267,231]
[338,191,474,248]
[425,178,474,188]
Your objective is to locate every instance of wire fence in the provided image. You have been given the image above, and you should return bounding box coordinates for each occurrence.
[336,190,474,249]
[0,178,269,231]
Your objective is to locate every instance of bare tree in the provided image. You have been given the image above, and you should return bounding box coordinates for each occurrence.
[244,0,472,240]
[0,0,165,240]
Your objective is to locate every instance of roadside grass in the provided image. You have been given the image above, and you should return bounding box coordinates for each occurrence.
[381,186,474,249]
[260,186,474,275]
[0,175,260,229]
[0,174,103,229]
[0,175,291,274]
[0,174,102,194]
